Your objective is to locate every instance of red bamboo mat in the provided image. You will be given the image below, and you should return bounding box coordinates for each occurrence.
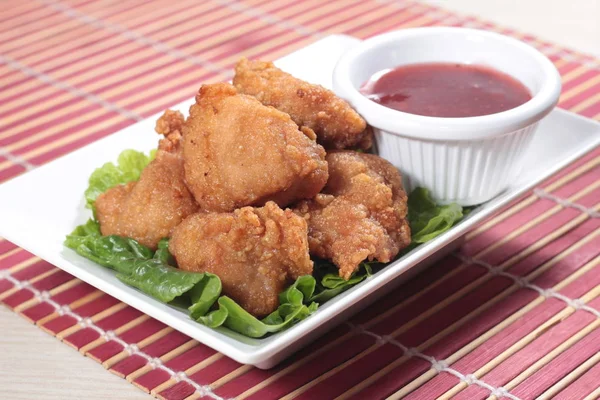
[1,1,600,399]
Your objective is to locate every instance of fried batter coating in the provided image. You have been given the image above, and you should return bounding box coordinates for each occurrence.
[233,58,371,150]
[294,151,411,280]
[95,111,198,250]
[182,83,328,212]
[155,109,185,154]
[170,201,313,317]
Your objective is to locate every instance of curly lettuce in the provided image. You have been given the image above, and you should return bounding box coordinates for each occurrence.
[408,187,464,243]
[309,261,373,303]
[66,221,220,309]
[199,275,318,338]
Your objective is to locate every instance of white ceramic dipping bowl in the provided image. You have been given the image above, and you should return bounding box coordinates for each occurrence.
[333,27,562,206]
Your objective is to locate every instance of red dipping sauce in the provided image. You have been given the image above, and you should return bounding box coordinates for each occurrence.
[361,63,532,118]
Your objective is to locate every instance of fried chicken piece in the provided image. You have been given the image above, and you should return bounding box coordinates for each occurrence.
[233,58,371,150]
[170,201,313,317]
[294,151,411,280]
[182,83,328,212]
[95,111,198,250]
[155,109,185,154]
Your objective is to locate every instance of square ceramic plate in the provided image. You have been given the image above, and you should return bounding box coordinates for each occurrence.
[1,35,599,369]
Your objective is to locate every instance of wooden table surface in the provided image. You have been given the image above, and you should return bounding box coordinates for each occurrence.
[1,0,598,398]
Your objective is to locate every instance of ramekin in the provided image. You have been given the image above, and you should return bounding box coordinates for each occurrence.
[333,27,562,205]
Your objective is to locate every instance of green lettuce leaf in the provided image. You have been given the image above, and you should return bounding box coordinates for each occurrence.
[195,274,317,338]
[309,261,373,304]
[65,221,219,310]
[116,256,219,305]
[199,288,318,338]
[65,219,152,271]
[65,219,315,338]
[408,187,463,243]
[187,274,222,319]
[84,149,155,212]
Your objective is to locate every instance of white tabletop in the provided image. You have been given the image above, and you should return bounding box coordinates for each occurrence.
[1,1,599,398]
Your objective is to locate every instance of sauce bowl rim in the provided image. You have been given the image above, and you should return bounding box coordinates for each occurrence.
[332,27,562,140]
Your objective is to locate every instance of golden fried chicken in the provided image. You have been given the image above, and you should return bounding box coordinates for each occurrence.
[233,58,372,150]
[95,110,198,250]
[294,151,411,280]
[155,109,185,154]
[182,83,328,212]
[169,201,313,317]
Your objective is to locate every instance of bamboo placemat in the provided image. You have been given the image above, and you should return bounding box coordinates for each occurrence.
[1,1,600,399]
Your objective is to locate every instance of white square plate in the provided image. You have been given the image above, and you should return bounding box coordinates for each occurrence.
[1,35,599,369]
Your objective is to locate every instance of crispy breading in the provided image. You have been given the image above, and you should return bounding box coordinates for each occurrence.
[233,58,372,150]
[95,111,198,250]
[169,201,313,317]
[155,109,185,154]
[182,82,328,212]
[294,151,411,279]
